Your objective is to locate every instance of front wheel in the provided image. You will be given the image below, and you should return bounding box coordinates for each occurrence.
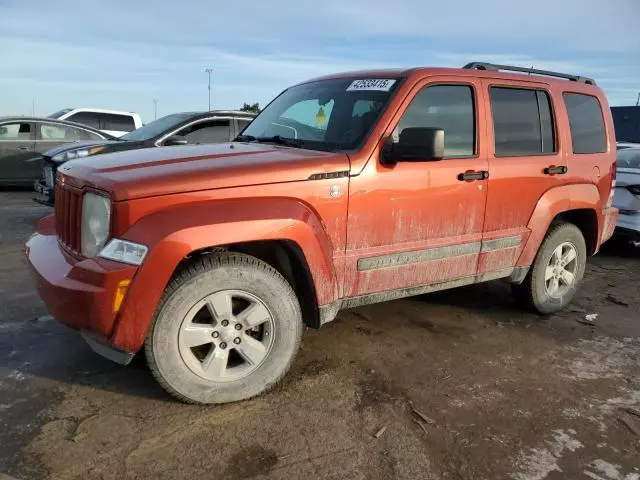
[512,222,587,315]
[145,253,303,404]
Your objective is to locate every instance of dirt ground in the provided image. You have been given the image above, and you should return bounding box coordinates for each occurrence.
[0,190,638,480]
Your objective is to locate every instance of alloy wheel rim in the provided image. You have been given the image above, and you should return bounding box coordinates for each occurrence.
[178,289,275,382]
[544,242,578,298]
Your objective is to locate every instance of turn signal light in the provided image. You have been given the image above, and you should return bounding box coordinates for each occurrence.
[113,279,131,314]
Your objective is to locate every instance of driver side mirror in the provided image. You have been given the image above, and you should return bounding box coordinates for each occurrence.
[382,127,445,164]
[164,135,188,146]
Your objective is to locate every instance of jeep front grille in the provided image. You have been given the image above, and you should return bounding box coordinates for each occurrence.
[55,184,82,253]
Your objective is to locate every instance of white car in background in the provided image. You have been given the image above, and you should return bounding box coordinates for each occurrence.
[613,147,640,244]
[49,108,142,137]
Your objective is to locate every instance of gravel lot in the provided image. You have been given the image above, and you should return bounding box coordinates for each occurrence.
[1,191,639,480]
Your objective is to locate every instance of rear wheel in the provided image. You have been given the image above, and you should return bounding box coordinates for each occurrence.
[512,222,587,314]
[145,253,303,404]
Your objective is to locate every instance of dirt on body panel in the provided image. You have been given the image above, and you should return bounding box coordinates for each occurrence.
[2,192,640,480]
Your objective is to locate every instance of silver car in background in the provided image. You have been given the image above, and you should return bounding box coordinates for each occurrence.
[613,147,640,244]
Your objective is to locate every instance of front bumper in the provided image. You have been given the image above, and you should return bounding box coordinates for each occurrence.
[25,215,138,358]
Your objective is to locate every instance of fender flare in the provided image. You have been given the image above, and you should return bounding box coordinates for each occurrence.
[110,198,338,352]
[516,183,602,267]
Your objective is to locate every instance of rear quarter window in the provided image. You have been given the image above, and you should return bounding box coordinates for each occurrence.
[563,93,607,154]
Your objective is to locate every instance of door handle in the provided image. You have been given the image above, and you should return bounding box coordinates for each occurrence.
[458,170,489,181]
[544,165,568,175]
[18,145,29,151]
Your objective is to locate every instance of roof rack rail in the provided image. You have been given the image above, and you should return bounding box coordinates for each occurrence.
[462,62,596,85]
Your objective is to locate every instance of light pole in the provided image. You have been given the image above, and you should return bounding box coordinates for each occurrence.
[153,99,158,120]
[205,67,213,111]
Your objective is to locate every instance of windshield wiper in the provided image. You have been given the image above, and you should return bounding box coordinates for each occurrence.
[256,135,304,148]
[234,134,257,142]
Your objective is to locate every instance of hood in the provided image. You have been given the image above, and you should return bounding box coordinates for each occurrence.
[60,142,351,201]
[45,140,120,160]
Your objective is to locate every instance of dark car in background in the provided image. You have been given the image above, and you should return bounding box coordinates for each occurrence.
[0,116,114,187]
[612,106,640,146]
[34,110,255,205]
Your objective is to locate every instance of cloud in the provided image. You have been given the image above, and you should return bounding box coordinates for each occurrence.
[3,0,639,51]
[0,0,638,118]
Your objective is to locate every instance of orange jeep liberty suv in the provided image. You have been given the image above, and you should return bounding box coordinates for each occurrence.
[26,62,618,404]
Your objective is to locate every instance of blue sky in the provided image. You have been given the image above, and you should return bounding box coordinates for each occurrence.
[1,0,639,122]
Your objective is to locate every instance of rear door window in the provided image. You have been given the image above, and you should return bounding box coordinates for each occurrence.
[490,87,556,156]
[38,123,82,141]
[563,93,607,154]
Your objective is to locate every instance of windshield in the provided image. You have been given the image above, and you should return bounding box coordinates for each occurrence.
[120,113,193,141]
[617,148,640,169]
[49,108,72,119]
[240,77,402,151]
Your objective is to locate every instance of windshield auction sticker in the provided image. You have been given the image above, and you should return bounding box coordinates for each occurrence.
[346,79,396,92]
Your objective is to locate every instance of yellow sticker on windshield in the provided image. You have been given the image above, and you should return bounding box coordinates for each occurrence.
[316,107,326,126]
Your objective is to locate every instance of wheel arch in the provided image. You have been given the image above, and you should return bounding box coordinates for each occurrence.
[516,183,604,267]
[176,239,321,329]
[552,208,599,255]
[109,198,338,352]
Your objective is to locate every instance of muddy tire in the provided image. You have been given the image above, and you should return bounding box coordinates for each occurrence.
[145,253,303,404]
[512,222,587,315]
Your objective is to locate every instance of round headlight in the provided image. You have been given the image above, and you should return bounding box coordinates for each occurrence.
[81,193,111,257]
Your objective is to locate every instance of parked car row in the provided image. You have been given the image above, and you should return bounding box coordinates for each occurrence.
[33,110,255,205]
[49,108,143,138]
[4,109,637,249]
[0,116,114,187]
